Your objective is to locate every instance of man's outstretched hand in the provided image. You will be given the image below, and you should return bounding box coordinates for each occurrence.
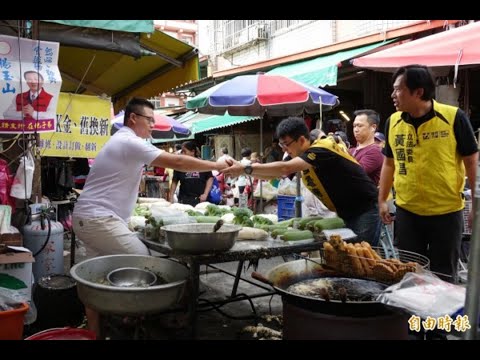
[216,157,235,172]
[222,158,245,178]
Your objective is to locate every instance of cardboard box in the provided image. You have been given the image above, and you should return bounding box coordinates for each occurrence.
[0,246,34,300]
[0,233,23,247]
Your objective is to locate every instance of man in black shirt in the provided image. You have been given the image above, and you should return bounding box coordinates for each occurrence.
[224,117,381,245]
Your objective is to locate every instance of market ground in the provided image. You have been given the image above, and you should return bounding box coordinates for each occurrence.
[23,236,463,340]
[57,237,284,340]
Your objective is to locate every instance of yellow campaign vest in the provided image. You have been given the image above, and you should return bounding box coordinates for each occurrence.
[388,100,465,215]
[302,135,359,212]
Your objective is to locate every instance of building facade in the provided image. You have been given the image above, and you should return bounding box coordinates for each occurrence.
[206,20,419,73]
[177,20,477,153]
[152,20,199,110]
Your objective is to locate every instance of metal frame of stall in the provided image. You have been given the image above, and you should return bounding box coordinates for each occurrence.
[464,135,480,340]
[141,237,327,338]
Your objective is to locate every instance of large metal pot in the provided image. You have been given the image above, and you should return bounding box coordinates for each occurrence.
[70,255,188,316]
[161,223,242,254]
[252,258,395,317]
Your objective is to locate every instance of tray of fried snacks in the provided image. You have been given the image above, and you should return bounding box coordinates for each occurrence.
[320,235,429,284]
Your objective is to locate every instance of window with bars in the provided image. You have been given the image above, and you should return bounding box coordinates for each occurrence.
[214,20,316,52]
[149,97,162,109]
[359,20,419,35]
[219,20,267,50]
[269,20,311,34]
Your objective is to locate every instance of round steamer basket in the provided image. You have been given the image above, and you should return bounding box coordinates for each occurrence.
[25,327,96,340]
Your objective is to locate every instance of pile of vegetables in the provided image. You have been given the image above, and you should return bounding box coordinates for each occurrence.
[232,208,254,227]
[204,204,231,217]
[133,204,151,217]
[144,215,163,241]
[132,197,349,243]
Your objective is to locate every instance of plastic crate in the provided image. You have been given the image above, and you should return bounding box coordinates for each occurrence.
[277,195,296,221]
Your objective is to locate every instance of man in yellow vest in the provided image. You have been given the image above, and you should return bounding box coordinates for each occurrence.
[223,116,381,245]
[378,65,478,283]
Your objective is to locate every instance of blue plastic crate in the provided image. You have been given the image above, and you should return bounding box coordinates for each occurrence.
[277,195,296,221]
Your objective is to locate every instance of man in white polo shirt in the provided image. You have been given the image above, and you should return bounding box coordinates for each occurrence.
[72,97,228,336]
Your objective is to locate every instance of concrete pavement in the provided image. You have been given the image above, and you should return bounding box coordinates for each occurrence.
[63,237,284,340]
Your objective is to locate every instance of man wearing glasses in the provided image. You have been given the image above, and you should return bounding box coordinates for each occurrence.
[224,116,380,245]
[73,97,229,336]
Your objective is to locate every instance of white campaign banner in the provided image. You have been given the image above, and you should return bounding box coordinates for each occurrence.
[0,34,62,133]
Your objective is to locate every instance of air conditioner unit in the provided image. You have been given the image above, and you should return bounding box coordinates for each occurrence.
[247,25,268,41]
[256,24,268,39]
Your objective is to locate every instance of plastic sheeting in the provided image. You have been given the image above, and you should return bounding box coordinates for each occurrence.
[41,20,154,33]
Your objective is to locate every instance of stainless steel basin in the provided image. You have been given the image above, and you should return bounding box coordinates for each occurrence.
[107,267,157,288]
[161,223,242,254]
[70,255,188,315]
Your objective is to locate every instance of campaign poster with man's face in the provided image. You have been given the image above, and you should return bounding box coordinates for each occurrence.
[0,34,62,133]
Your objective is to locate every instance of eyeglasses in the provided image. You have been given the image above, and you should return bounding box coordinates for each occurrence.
[279,138,297,149]
[133,112,155,124]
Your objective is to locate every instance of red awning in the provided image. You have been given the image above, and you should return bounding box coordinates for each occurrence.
[352,21,480,72]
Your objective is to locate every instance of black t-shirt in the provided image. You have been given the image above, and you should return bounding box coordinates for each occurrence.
[173,170,213,200]
[300,147,378,220]
[383,106,478,158]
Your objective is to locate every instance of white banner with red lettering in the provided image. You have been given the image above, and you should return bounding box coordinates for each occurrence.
[0,34,62,133]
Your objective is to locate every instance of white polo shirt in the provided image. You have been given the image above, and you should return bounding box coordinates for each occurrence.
[74,127,163,223]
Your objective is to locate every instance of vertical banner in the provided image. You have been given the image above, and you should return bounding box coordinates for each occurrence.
[0,34,62,133]
[39,93,111,158]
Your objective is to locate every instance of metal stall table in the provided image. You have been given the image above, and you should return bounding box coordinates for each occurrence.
[141,237,325,337]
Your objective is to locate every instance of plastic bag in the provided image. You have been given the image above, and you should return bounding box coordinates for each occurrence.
[150,207,183,219]
[207,177,222,204]
[253,181,277,201]
[161,214,196,226]
[0,205,12,233]
[0,159,15,209]
[376,270,466,319]
[277,177,296,195]
[128,216,146,232]
[10,151,35,199]
[0,286,37,324]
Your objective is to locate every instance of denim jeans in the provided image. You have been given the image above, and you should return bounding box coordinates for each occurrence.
[344,204,381,246]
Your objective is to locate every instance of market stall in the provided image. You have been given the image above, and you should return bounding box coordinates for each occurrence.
[186,73,339,215]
